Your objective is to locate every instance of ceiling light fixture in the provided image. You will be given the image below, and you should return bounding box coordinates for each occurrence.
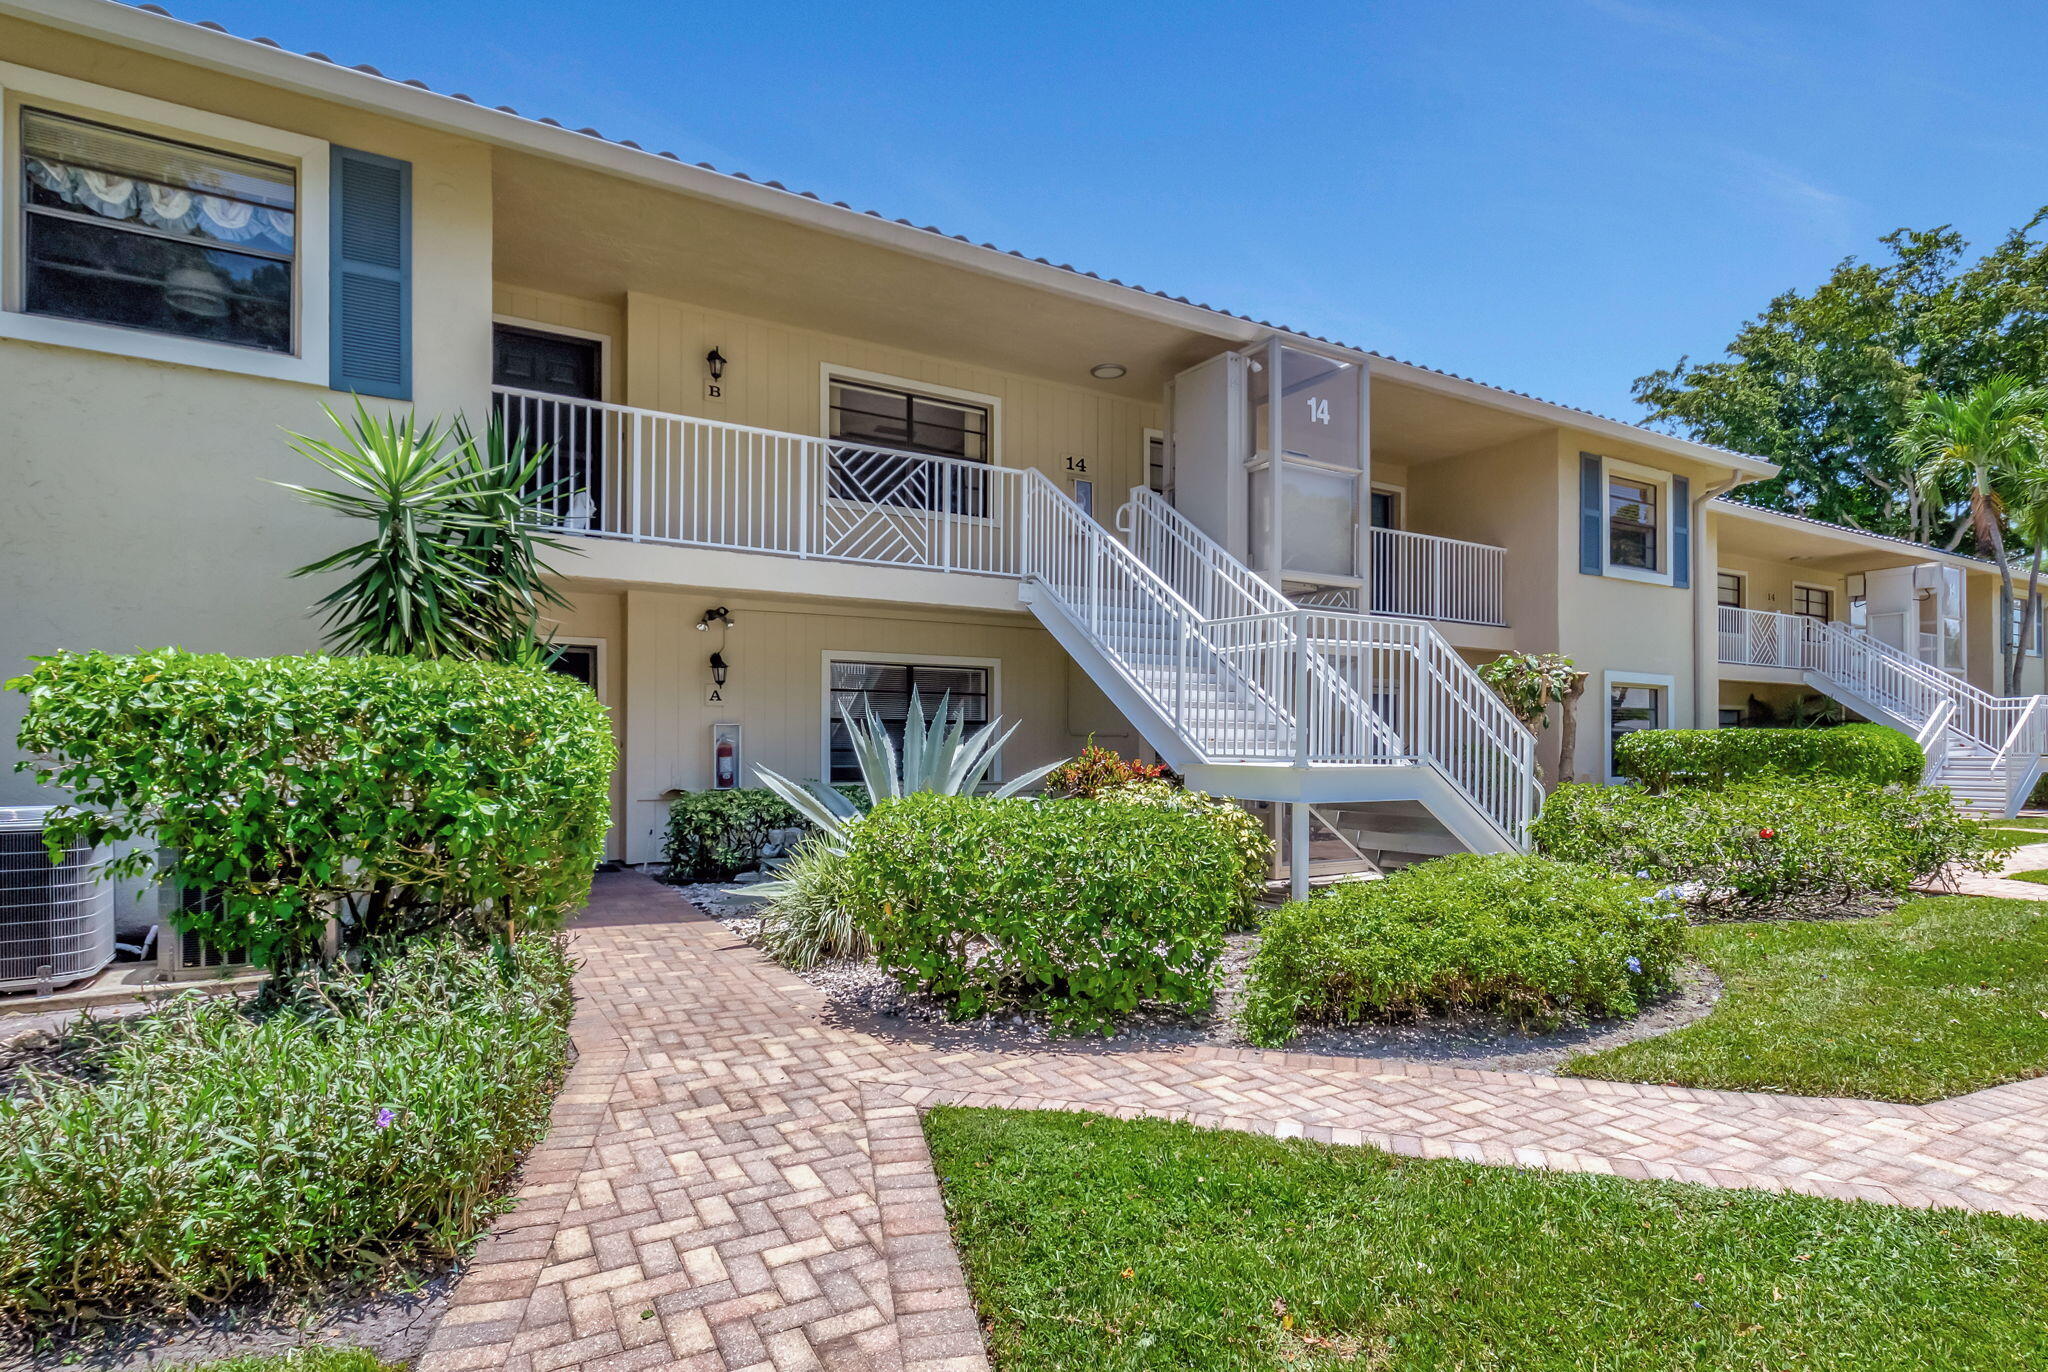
[1089,362,1127,380]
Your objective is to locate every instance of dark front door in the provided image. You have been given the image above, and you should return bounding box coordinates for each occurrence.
[493,325,604,529]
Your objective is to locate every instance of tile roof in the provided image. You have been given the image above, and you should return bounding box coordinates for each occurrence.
[1711,495,1993,568]
[111,1,1771,466]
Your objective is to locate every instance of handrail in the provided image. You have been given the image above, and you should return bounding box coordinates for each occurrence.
[1119,487,1539,844]
[1913,698,1956,782]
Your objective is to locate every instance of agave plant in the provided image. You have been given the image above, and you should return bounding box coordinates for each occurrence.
[754,690,1065,846]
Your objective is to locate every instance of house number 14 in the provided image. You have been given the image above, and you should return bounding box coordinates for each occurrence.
[1306,397,1330,425]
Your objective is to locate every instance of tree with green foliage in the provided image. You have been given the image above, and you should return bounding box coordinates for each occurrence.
[1892,375,2048,692]
[1479,652,1587,784]
[1632,213,2048,546]
[279,400,573,660]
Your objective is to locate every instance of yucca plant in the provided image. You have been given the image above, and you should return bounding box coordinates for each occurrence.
[753,690,1065,846]
[277,400,574,660]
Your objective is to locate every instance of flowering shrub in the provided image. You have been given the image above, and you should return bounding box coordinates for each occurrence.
[839,792,1244,1033]
[1041,741,1173,797]
[11,650,614,965]
[1237,854,1681,1048]
[1530,779,1998,918]
[0,935,574,1325]
[1613,724,1923,792]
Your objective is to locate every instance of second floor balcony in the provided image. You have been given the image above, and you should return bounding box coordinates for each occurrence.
[494,386,1508,626]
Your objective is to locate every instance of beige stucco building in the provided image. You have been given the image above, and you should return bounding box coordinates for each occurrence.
[4,0,2044,898]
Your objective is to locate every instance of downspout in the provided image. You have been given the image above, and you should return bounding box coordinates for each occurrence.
[1693,470,1749,727]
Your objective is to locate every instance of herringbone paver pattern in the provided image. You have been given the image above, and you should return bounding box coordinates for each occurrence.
[419,873,2048,1371]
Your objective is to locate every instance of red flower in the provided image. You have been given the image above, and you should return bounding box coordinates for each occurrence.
[1758,828,1776,840]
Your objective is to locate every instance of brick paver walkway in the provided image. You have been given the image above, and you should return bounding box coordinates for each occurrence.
[418,873,2048,1372]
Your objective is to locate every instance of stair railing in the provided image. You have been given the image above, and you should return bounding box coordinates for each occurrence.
[1113,488,1540,845]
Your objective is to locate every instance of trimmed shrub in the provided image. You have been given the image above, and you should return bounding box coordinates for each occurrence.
[1237,854,1682,1048]
[839,792,1244,1033]
[11,650,614,965]
[1614,723,1923,792]
[0,935,574,1325]
[1531,779,1999,918]
[661,784,866,883]
[1096,780,1272,925]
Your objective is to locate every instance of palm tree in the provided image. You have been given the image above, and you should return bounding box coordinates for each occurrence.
[1894,374,2048,694]
[278,400,574,660]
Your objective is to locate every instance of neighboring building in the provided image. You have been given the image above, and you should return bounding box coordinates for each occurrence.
[2,0,2042,898]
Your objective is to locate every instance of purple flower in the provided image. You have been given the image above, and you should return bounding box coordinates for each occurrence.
[1626,957,1643,975]
[374,1107,397,1129]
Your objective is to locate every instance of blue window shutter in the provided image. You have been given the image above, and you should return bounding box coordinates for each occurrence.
[329,146,411,399]
[1578,452,1604,575]
[1671,475,1691,588]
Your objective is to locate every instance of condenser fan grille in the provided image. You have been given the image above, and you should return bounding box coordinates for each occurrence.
[0,807,114,992]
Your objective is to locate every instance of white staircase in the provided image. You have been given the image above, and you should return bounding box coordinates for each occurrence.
[1724,606,2047,815]
[1015,475,1541,856]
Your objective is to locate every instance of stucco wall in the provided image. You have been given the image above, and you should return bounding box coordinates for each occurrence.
[1,33,495,802]
[560,586,1135,865]
[617,291,1161,506]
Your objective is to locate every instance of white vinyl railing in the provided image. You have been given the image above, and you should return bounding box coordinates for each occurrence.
[1119,488,1539,845]
[495,387,1028,575]
[1369,527,1508,626]
[1718,605,2047,804]
[502,389,1541,844]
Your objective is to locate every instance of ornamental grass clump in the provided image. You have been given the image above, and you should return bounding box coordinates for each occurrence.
[1237,854,1682,1048]
[839,791,1245,1034]
[0,935,574,1327]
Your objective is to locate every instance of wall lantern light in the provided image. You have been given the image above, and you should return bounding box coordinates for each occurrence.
[708,651,729,688]
[705,347,728,381]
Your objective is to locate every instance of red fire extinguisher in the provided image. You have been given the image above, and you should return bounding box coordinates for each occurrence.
[714,734,737,790]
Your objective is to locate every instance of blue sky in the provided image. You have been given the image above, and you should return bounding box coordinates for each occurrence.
[165,0,2048,421]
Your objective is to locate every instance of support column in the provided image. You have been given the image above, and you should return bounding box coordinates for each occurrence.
[1289,802,1310,903]
[1693,474,1739,727]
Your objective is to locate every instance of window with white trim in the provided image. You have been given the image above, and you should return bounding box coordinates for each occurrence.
[1716,572,1744,608]
[1608,472,1659,571]
[1609,679,1666,780]
[827,660,991,784]
[827,376,991,516]
[1791,584,1832,621]
[2012,594,2045,656]
[19,107,296,353]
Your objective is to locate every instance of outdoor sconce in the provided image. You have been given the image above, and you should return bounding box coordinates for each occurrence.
[709,651,729,688]
[695,606,735,630]
[705,347,727,381]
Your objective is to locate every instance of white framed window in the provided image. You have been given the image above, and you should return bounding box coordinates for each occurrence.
[2011,593,2045,656]
[1716,571,1745,608]
[0,62,329,384]
[821,653,1000,785]
[1370,482,1404,531]
[1791,582,1833,622]
[1604,670,1674,783]
[823,366,995,463]
[1144,427,1169,499]
[1604,458,1672,583]
[542,636,607,704]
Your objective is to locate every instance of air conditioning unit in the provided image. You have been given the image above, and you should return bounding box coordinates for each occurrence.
[154,865,255,980]
[0,805,115,994]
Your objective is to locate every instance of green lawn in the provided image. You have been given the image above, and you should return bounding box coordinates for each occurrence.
[1565,896,2048,1102]
[2005,868,2048,885]
[177,1353,396,1372]
[926,1107,2048,1371]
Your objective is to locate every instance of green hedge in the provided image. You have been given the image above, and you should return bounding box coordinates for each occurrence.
[1238,854,1682,1048]
[0,935,574,1325]
[11,650,614,965]
[840,792,1244,1033]
[661,784,865,883]
[1530,779,1998,918]
[1614,724,1923,792]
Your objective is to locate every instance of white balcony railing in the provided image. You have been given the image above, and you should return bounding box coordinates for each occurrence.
[494,386,1028,576]
[1369,527,1508,627]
